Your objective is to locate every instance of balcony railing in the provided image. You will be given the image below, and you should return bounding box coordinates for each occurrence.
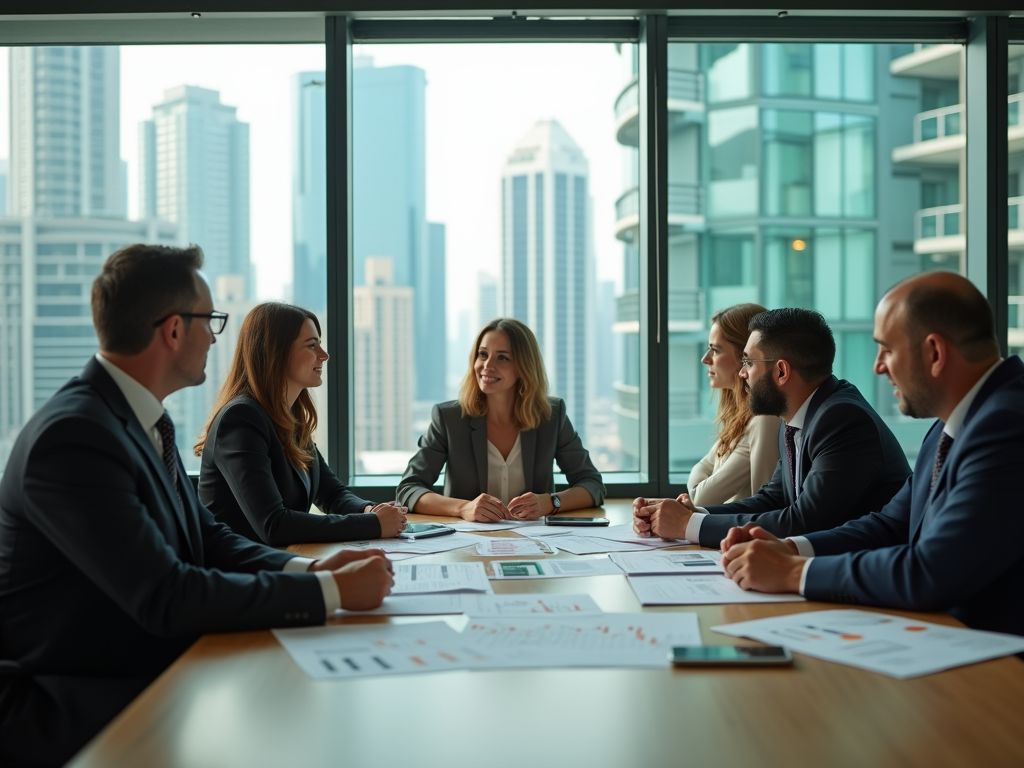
[614,78,639,124]
[616,287,704,326]
[1010,197,1024,231]
[915,204,961,240]
[614,69,704,124]
[1010,296,1024,332]
[914,104,962,143]
[1010,93,1023,128]
[615,183,704,223]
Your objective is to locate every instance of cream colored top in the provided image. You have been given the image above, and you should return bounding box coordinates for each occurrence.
[686,414,783,506]
[486,434,527,506]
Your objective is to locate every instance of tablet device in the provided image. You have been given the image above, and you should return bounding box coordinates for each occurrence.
[397,523,456,540]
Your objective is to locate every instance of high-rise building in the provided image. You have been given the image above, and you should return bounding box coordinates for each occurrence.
[292,71,327,316]
[353,257,414,457]
[0,160,8,215]
[139,85,252,293]
[477,271,498,330]
[500,119,590,433]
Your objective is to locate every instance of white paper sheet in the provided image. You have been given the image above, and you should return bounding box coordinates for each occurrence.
[713,609,1024,679]
[627,574,806,605]
[526,522,687,546]
[447,520,542,532]
[336,532,479,556]
[339,593,603,616]
[536,534,679,555]
[392,562,494,594]
[610,550,723,575]
[461,613,702,668]
[489,558,625,579]
[474,537,556,556]
[272,622,492,680]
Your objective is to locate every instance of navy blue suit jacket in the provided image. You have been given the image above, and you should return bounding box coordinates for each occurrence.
[804,356,1024,636]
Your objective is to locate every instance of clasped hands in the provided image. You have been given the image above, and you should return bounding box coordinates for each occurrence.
[631,493,697,540]
[460,492,551,522]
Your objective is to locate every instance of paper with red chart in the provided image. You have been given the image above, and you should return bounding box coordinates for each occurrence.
[713,609,1024,678]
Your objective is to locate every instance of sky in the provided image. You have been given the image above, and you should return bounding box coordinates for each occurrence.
[0,42,632,336]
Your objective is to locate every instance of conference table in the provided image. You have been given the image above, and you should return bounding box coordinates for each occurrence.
[69,501,1024,768]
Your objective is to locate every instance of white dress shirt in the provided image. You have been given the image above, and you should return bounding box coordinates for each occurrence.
[486,434,527,506]
[789,360,1003,594]
[684,388,819,544]
[94,353,339,612]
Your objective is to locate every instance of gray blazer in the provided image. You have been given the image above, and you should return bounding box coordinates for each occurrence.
[396,397,606,510]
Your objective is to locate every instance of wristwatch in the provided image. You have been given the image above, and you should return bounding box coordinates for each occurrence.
[550,493,562,515]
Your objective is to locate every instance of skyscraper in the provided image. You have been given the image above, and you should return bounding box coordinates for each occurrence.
[139,85,252,294]
[500,119,590,434]
[292,71,327,316]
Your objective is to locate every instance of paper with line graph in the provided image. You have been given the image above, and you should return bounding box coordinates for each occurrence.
[460,613,702,668]
[272,621,495,680]
[391,562,493,595]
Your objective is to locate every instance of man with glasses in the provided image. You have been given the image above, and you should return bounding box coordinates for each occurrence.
[718,273,1024,636]
[0,244,394,767]
[634,307,911,548]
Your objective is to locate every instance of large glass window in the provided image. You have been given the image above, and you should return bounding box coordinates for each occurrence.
[0,44,325,472]
[1009,44,1024,359]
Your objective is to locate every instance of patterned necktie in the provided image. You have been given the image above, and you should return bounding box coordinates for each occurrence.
[930,432,954,492]
[155,412,183,511]
[784,425,799,493]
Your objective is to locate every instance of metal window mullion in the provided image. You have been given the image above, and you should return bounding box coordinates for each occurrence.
[325,15,355,481]
[966,16,1009,357]
[665,16,967,43]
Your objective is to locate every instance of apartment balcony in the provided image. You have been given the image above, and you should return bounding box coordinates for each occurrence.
[893,94,1024,166]
[614,182,704,243]
[614,69,704,147]
[613,382,701,421]
[1010,296,1024,351]
[915,198,1024,253]
[613,286,704,333]
[890,44,961,80]
[1010,196,1024,249]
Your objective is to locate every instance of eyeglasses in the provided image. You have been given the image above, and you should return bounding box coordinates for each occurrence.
[740,357,779,370]
[152,311,229,335]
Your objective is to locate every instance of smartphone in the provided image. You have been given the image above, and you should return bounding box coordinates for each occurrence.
[397,523,456,540]
[669,645,793,666]
[543,517,610,526]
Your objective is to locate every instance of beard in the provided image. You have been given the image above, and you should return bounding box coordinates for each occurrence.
[748,374,788,417]
[894,364,938,419]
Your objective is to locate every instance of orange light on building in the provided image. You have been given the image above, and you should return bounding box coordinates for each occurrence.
[792,239,807,251]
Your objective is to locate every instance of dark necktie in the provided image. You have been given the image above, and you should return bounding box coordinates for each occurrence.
[784,425,799,493]
[156,412,183,511]
[930,432,953,492]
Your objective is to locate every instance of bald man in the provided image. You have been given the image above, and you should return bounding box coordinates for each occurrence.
[720,272,1024,636]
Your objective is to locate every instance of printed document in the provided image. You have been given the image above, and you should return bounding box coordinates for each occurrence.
[610,550,723,575]
[339,592,602,617]
[540,534,678,555]
[490,558,625,579]
[714,609,1024,679]
[337,532,478,556]
[448,520,541,532]
[628,574,805,605]
[474,537,556,557]
[392,562,493,594]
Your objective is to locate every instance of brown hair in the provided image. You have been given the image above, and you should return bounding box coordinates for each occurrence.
[458,318,552,431]
[195,302,321,470]
[92,243,204,354]
[713,303,768,458]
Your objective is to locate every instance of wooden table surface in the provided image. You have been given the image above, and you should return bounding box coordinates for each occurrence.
[69,502,1024,768]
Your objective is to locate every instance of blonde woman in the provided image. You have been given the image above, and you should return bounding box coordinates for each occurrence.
[686,303,782,505]
[397,318,605,522]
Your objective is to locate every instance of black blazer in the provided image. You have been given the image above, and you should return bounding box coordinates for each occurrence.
[199,396,380,546]
[0,359,325,762]
[699,376,912,546]
[396,397,606,510]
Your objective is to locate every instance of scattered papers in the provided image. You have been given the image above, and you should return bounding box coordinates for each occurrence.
[462,613,702,669]
[273,622,491,680]
[392,562,493,595]
[610,550,724,575]
[714,609,1024,679]
[448,520,542,532]
[338,532,479,556]
[526,522,686,546]
[474,538,556,557]
[628,574,805,605]
[340,593,603,617]
[541,534,678,556]
[490,558,625,579]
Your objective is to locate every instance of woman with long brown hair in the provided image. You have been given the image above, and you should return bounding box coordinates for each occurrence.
[685,303,781,505]
[396,318,605,522]
[196,302,406,545]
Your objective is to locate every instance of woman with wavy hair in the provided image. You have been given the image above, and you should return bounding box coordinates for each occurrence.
[196,302,406,545]
[397,318,605,522]
[685,303,781,505]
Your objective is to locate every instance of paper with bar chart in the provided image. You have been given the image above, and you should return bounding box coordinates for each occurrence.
[391,562,493,594]
[339,593,603,617]
[713,609,1024,678]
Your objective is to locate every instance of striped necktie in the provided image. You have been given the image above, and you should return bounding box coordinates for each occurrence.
[930,432,953,492]
[155,412,183,511]
[784,424,799,493]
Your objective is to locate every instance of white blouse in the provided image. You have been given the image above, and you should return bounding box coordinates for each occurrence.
[486,434,527,506]
[686,414,783,506]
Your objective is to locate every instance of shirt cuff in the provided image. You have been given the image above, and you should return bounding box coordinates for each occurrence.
[798,558,814,596]
[788,536,815,558]
[283,557,341,614]
[283,557,316,572]
[685,511,707,544]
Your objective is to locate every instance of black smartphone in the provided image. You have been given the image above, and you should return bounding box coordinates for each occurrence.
[397,523,456,540]
[670,645,793,666]
[543,516,610,526]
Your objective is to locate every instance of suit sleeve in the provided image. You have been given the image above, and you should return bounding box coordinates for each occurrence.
[313,447,381,534]
[396,403,449,510]
[803,407,1024,610]
[22,416,325,637]
[552,401,605,506]
[697,403,893,546]
[212,404,380,546]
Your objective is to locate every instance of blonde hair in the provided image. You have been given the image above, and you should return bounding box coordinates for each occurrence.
[712,303,768,458]
[458,318,551,430]
[195,302,320,470]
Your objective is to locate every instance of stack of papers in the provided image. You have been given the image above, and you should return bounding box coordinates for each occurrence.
[473,537,556,557]
[391,562,493,595]
[714,609,1024,678]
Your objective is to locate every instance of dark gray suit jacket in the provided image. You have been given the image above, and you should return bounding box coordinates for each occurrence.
[396,397,605,510]
[698,376,911,546]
